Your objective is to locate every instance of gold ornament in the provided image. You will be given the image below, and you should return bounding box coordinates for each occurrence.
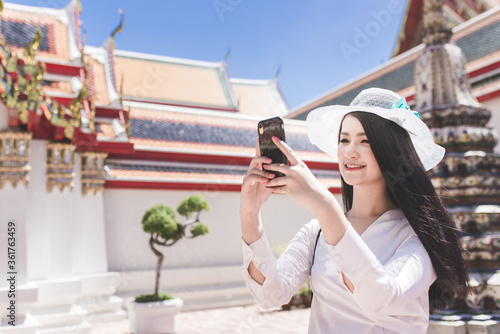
[0,131,32,189]
[81,151,107,195]
[64,126,75,139]
[46,143,76,192]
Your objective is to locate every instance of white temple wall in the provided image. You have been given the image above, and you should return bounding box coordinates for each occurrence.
[71,153,108,275]
[26,140,74,280]
[24,140,109,281]
[0,102,29,287]
[104,187,342,297]
[0,183,29,287]
[481,95,500,154]
[25,139,51,281]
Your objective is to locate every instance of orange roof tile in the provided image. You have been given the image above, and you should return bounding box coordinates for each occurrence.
[472,78,500,95]
[108,168,244,182]
[131,138,254,154]
[2,6,72,62]
[450,6,500,41]
[97,123,116,140]
[466,49,500,71]
[231,79,289,117]
[86,56,111,105]
[42,80,74,95]
[396,86,416,99]
[114,52,234,109]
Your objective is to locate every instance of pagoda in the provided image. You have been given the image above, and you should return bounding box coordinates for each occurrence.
[414,0,500,323]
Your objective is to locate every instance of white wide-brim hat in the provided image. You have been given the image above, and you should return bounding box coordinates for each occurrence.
[306,87,445,171]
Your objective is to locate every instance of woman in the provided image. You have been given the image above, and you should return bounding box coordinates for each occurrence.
[240,88,469,333]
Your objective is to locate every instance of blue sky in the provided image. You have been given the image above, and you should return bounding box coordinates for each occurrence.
[7,0,407,110]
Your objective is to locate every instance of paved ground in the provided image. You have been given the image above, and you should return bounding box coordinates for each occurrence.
[91,305,311,334]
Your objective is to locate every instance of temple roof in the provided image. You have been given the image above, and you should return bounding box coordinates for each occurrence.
[393,0,490,57]
[0,0,331,191]
[99,102,337,190]
[105,160,340,191]
[290,6,500,120]
[230,78,289,117]
[114,50,238,111]
[97,101,331,162]
[111,50,290,117]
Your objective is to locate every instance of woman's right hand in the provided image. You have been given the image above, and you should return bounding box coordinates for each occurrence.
[240,153,274,216]
[240,142,275,244]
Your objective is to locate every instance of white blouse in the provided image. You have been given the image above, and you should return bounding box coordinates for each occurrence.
[241,209,437,334]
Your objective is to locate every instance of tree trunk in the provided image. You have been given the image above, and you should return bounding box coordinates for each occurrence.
[149,236,164,296]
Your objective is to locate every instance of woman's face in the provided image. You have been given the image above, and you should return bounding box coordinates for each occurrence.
[337,115,384,187]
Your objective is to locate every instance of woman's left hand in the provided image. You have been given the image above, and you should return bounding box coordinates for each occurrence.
[264,136,334,214]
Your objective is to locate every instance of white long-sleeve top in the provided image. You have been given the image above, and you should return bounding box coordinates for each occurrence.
[241,209,437,334]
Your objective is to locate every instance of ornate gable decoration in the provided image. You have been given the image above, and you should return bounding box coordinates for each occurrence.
[0,130,31,189]
[46,142,76,192]
[81,151,107,195]
[0,2,93,142]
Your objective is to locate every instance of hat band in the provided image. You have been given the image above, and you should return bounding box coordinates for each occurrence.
[389,96,421,119]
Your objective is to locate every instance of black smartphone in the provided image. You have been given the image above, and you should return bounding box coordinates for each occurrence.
[258,116,288,177]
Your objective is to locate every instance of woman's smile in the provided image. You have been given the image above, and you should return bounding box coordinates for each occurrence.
[344,162,366,171]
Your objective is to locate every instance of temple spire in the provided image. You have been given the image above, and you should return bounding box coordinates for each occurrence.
[422,0,452,45]
[415,0,484,116]
[415,0,500,317]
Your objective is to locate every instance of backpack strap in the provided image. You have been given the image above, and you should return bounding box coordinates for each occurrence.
[310,228,322,301]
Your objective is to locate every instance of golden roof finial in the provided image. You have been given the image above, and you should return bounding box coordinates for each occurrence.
[76,0,82,14]
[126,105,131,138]
[0,0,3,43]
[69,86,87,125]
[111,8,124,40]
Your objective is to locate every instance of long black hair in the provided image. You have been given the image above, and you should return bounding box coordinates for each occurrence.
[340,111,469,310]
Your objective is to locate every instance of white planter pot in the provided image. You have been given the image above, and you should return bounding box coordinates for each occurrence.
[127,297,183,334]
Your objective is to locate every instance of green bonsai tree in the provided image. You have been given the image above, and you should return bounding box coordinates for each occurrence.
[136,194,210,303]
